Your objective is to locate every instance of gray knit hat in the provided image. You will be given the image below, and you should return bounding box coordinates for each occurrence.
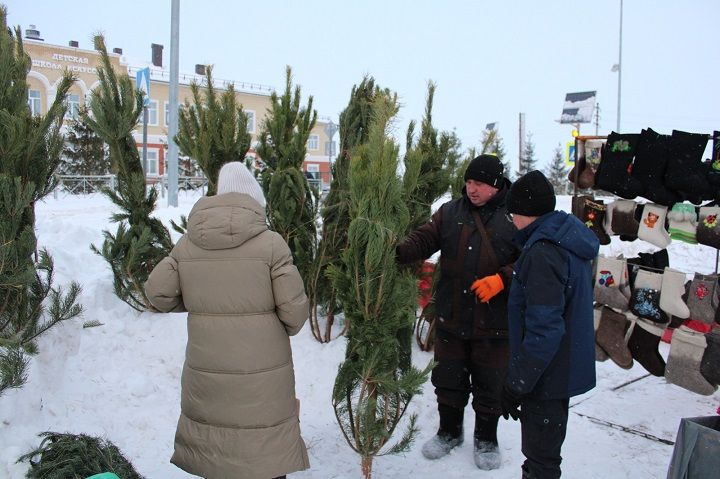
[217,162,266,207]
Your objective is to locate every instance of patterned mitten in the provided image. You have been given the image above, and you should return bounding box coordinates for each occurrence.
[610,199,639,240]
[700,328,720,386]
[594,256,629,311]
[667,203,698,244]
[630,269,668,324]
[665,326,717,395]
[686,273,719,324]
[596,307,633,369]
[696,206,720,249]
[637,203,671,248]
[659,268,690,320]
[582,198,611,245]
[593,306,609,362]
[627,318,666,377]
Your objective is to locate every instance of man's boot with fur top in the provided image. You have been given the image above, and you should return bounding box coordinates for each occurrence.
[421,404,464,459]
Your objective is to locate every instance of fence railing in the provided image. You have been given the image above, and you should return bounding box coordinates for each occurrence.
[53,175,209,198]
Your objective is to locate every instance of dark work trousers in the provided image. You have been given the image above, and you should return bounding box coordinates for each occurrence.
[520,397,569,479]
[432,328,510,415]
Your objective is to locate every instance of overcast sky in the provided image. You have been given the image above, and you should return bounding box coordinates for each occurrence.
[8,0,719,171]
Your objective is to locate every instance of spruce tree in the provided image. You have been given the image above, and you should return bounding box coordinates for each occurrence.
[329,96,430,479]
[0,5,83,396]
[256,66,317,283]
[480,128,509,178]
[175,66,252,196]
[308,76,391,343]
[61,105,110,177]
[545,144,570,194]
[451,148,474,199]
[85,35,172,312]
[516,133,538,178]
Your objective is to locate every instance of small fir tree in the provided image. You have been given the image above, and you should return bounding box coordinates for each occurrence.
[175,66,252,196]
[545,144,570,194]
[329,96,431,479]
[61,105,110,177]
[480,129,510,179]
[516,132,538,178]
[451,148,474,199]
[85,35,172,312]
[308,76,392,343]
[0,5,83,396]
[256,66,318,283]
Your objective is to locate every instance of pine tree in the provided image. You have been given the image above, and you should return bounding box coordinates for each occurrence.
[175,66,252,196]
[451,148,474,199]
[329,96,431,479]
[85,35,172,312]
[545,144,570,194]
[516,133,538,178]
[308,76,390,343]
[0,5,83,396]
[256,66,318,283]
[61,105,110,177]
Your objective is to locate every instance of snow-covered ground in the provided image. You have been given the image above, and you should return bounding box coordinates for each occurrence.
[1,190,718,478]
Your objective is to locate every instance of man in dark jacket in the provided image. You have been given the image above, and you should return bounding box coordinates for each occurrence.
[501,170,599,479]
[396,154,520,470]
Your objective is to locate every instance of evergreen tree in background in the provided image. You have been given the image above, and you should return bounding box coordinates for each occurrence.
[86,35,172,312]
[329,96,430,479]
[480,128,510,178]
[60,105,110,176]
[516,133,538,178]
[175,66,252,196]
[451,148,474,199]
[545,144,570,194]
[0,5,83,397]
[256,66,318,283]
[308,76,390,343]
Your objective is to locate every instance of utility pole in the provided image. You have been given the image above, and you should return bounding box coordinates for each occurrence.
[167,0,180,207]
[617,0,623,132]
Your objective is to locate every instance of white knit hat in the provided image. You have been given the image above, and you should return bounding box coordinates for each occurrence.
[216,161,266,207]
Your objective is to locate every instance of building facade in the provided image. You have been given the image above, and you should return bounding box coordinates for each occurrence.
[24,34,335,185]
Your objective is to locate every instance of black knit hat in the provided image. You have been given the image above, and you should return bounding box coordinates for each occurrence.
[464,154,504,188]
[506,170,556,216]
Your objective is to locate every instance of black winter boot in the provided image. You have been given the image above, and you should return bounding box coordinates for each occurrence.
[473,414,501,470]
[421,404,464,459]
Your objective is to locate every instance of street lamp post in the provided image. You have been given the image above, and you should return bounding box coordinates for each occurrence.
[324,120,338,185]
[616,0,623,133]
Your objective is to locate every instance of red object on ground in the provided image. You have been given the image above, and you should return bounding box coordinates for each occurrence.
[417,261,435,309]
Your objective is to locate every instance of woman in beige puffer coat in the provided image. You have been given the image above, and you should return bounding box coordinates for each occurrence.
[145,162,310,479]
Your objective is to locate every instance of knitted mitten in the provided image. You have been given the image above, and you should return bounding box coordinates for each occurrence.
[700,328,720,386]
[630,128,681,206]
[594,132,643,199]
[596,307,633,369]
[665,326,717,395]
[627,318,666,377]
[630,269,669,324]
[659,268,690,320]
[610,199,639,240]
[582,198,611,245]
[667,203,698,244]
[594,256,630,311]
[696,206,720,249]
[686,273,719,324]
[578,139,605,188]
[637,203,671,248]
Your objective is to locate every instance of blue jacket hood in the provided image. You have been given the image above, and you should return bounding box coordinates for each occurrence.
[516,210,599,261]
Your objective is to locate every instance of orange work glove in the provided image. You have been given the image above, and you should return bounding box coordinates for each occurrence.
[470,274,504,303]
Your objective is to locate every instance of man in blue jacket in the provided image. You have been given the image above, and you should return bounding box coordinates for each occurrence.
[501,170,599,479]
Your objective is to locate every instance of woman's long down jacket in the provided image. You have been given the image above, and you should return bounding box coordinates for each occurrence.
[145,192,310,479]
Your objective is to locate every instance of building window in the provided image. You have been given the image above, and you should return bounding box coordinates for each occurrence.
[28,89,41,116]
[146,100,158,125]
[245,110,255,133]
[164,101,169,126]
[65,93,80,119]
[307,134,319,150]
[140,148,159,176]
